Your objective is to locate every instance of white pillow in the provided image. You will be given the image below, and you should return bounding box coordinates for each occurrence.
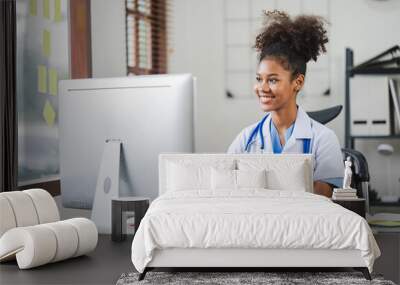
[237,158,311,192]
[167,163,209,191]
[211,168,267,190]
[166,159,235,192]
[267,162,308,191]
[236,169,267,189]
[211,168,236,189]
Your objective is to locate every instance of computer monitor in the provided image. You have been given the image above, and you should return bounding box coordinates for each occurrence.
[59,74,195,209]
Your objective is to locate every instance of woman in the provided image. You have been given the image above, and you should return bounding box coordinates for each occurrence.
[228,10,343,197]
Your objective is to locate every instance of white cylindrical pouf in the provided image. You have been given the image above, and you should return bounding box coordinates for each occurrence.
[0,226,57,269]
[64,218,98,257]
[0,227,23,262]
[24,189,60,223]
[17,226,57,269]
[0,195,17,237]
[1,192,39,227]
[42,221,79,262]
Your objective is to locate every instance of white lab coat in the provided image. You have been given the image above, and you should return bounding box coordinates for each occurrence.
[228,106,344,185]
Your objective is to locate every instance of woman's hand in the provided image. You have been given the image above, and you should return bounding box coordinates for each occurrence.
[313,181,333,198]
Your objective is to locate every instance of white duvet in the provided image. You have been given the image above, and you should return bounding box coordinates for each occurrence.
[131,190,380,273]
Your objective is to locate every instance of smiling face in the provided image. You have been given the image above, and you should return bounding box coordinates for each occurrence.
[254,58,304,113]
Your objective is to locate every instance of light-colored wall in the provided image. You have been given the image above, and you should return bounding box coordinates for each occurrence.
[168,0,400,196]
[328,0,400,197]
[89,0,400,197]
[54,195,91,220]
[168,0,400,148]
[91,0,127,78]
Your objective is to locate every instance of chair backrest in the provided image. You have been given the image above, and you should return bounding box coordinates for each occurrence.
[0,189,60,237]
[306,105,343,125]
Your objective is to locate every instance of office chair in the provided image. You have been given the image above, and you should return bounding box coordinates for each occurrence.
[306,105,370,213]
[307,105,343,125]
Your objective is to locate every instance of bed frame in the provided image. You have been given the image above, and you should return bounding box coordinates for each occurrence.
[137,154,372,281]
[139,248,371,280]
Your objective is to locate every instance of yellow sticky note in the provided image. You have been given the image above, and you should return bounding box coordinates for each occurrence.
[29,0,37,16]
[54,0,62,22]
[43,30,51,57]
[49,68,58,96]
[43,100,56,127]
[38,65,47,93]
[43,0,50,19]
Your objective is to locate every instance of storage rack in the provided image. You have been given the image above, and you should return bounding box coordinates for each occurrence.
[345,47,400,149]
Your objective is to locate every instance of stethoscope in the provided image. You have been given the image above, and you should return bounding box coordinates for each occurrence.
[245,113,311,154]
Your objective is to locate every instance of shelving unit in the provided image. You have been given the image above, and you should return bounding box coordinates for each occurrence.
[344,47,400,149]
[344,47,400,207]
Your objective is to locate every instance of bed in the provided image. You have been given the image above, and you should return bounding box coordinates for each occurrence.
[131,154,380,280]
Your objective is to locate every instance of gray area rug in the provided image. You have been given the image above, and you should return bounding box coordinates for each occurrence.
[116,271,396,285]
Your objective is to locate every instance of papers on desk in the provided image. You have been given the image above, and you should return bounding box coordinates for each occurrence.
[332,188,358,200]
[368,213,400,228]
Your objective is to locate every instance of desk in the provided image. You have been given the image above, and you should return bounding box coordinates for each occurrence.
[112,197,150,242]
[332,198,366,218]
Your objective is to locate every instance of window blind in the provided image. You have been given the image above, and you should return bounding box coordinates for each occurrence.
[126,0,169,75]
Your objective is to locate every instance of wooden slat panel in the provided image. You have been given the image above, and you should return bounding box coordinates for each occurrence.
[151,0,167,74]
[70,0,92,78]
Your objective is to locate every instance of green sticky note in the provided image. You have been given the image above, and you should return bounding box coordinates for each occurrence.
[43,29,51,57]
[38,65,47,93]
[49,68,58,96]
[29,0,37,16]
[43,0,50,19]
[43,100,56,127]
[54,0,62,21]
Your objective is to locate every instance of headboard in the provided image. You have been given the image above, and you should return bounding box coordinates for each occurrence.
[158,153,314,195]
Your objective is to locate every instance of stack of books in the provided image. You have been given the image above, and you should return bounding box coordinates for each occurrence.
[332,188,358,200]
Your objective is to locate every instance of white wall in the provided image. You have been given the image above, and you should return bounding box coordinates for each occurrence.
[168,0,400,196]
[88,0,400,197]
[91,0,127,78]
[329,0,400,197]
[54,195,91,220]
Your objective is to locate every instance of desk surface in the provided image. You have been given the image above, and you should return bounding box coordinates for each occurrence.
[372,226,400,233]
[0,235,133,285]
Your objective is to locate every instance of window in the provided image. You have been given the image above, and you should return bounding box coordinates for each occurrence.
[16,0,69,186]
[126,0,168,75]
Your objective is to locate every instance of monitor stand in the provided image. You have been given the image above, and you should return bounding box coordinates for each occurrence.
[91,140,121,234]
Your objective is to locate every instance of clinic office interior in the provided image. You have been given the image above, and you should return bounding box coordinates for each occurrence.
[1,0,400,284]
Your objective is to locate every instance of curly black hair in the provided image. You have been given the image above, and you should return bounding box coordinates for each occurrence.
[254,10,328,79]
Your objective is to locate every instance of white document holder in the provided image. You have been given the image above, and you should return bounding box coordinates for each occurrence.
[350,76,390,136]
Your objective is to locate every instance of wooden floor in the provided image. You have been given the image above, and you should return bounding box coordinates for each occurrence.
[0,235,133,285]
